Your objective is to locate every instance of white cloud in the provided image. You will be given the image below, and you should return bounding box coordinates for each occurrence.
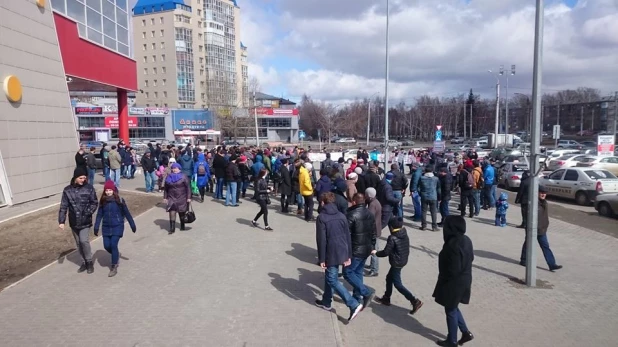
[240,0,618,103]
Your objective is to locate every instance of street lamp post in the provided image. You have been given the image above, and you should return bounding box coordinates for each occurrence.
[500,65,516,135]
[383,0,391,169]
[253,91,260,146]
[488,70,501,147]
[367,92,380,147]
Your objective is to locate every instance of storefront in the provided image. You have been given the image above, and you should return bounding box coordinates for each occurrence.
[76,107,173,142]
[171,109,216,143]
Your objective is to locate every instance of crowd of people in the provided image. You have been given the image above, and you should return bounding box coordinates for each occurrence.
[63,141,564,346]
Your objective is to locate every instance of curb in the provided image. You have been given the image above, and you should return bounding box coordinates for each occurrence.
[1,205,158,293]
[330,310,345,347]
[0,202,60,225]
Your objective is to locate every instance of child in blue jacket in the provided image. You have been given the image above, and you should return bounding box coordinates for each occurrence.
[495,192,509,227]
[94,180,136,277]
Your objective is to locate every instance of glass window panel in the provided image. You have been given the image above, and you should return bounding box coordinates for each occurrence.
[67,0,86,24]
[86,7,102,31]
[115,0,127,12]
[87,27,103,44]
[102,0,115,19]
[118,43,129,56]
[78,23,87,37]
[116,6,127,28]
[50,0,66,13]
[116,25,128,44]
[104,35,116,50]
[103,16,116,38]
[86,0,100,11]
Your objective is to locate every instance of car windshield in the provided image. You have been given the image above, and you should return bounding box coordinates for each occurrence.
[585,170,617,179]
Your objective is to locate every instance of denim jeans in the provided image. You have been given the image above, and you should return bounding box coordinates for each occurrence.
[370,238,383,273]
[241,180,250,195]
[490,184,497,207]
[472,189,481,216]
[393,190,403,218]
[225,181,238,206]
[103,235,121,265]
[87,168,96,186]
[321,266,360,310]
[439,198,450,223]
[123,165,131,178]
[484,185,495,208]
[420,199,438,229]
[296,193,304,209]
[103,166,110,181]
[445,306,469,344]
[495,214,506,226]
[144,171,157,192]
[215,177,225,199]
[343,257,372,301]
[520,234,557,267]
[411,191,421,221]
[111,169,121,188]
[384,266,416,301]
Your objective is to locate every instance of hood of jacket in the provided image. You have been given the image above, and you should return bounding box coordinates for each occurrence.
[424,172,435,177]
[499,192,508,201]
[390,226,409,239]
[255,155,263,163]
[442,215,466,242]
[197,153,206,162]
[322,202,340,215]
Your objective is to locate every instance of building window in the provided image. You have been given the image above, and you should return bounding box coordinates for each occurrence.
[164,103,168,107]
[151,43,156,50]
[162,79,166,86]
[160,17,164,24]
[143,68,148,75]
[152,55,156,62]
[199,45,203,52]
[145,92,149,98]
[163,91,168,97]
[142,31,146,38]
[161,42,165,49]
[162,67,166,74]
[200,69,204,76]
[153,79,157,86]
[154,92,158,98]
[199,57,204,64]
[142,19,146,27]
[150,18,155,25]
[197,9,201,16]
[151,31,155,38]
[144,80,149,87]
[143,56,147,62]
[153,67,157,74]
[201,93,205,100]
[142,44,146,51]
[160,29,164,37]
[161,54,166,62]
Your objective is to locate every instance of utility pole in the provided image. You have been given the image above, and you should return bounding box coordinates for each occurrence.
[500,65,516,135]
[614,91,617,135]
[555,102,560,148]
[463,102,467,139]
[580,105,584,135]
[470,104,473,138]
[253,91,260,146]
[525,0,544,287]
[366,100,371,147]
[591,108,595,131]
[383,0,390,169]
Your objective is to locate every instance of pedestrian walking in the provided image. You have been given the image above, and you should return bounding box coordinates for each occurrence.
[108,145,122,188]
[194,153,211,202]
[377,173,399,231]
[519,186,563,271]
[514,170,531,228]
[365,187,382,277]
[163,163,191,235]
[437,167,452,227]
[314,192,364,322]
[373,217,423,314]
[300,162,315,221]
[94,181,137,277]
[58,167,98,274]
[433,215,475,347]
[458,165,475,218]
[343,193,376,309]
[409,163,423,222]
[225,157,241,207]
[140,151,158,193]
[279,158,292,213]
[418,165,441,231]
[86,147,97,184]
[495,192,509,227]
[251,168,273,231]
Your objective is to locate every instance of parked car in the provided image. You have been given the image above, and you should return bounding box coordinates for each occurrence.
[401,139,415,146]
[580,141,597,148]
[451,137,465,144]
[335,137,356,144]
[221,140,242,147]
[497,163,528,190]
[576,156,618,176]
[380,140,401,148]
[557,140,583,149]
[546,154,596,171]
[540,168,618,205]
[594,193,618,217]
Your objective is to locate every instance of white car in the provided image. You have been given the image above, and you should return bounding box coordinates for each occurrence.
[451,137,465,144]
[546,154,596,171]
[576,156,618,176]
[335,137,356,144]
[540,167,618,205]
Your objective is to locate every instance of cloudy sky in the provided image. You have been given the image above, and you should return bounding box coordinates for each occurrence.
[130,0,618,104]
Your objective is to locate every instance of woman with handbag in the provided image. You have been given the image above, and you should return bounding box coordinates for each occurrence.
[163,163,191,235]
[251,168,273,231]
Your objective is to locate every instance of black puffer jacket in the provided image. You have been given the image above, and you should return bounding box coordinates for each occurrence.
[58,183,98,230]
[255,177,269,202]
[364,170,381,190]
[376,226,410,268]
[346,205,376,258]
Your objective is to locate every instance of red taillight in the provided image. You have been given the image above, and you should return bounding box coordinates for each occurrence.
[511,176,519,180]
[557,161,565,166]
[596,181,603,193]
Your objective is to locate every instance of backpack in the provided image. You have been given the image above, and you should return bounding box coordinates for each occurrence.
[463,170,474,190]
[197,162,207,175]
[477,174,485,189]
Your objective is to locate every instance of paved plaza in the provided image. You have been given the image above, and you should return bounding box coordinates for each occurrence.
[0,175,617,346]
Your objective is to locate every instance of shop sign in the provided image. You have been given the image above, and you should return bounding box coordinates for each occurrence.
[130,107,146,115]
[105,116,138,128]
[254,108,299,116]
[146,107,170,116]
[597,135,615,157]
[172,110,214,130]
[75,106,102,115]
[103,105,118,114]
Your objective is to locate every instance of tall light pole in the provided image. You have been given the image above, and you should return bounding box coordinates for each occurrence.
[488,70,501,147]
[500,65,516,135]
[383,0,391,169]
[367,92,380,147]
[526,0,545,288]
[253,91,260,146]
[614,91,617,135]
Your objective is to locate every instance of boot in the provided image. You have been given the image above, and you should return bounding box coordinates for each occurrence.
[458,331,474,345]
[180,219,186,231]
[409,298,423,315]
[86,261,94,274]
[77,262,88,273]
[108,265,118,277]
[169,220,176,235]
[374,296,391,306]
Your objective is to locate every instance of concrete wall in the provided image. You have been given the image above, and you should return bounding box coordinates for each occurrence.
[0,0,78,204]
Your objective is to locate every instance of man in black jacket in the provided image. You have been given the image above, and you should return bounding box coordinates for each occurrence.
[373,216,423,315]
[377,173,400,230]
[364,163,381,190]
[388,163,408,218]
[140,151,158,193]
[514,170,530,228]
[458,166,475,218]
[438,167,453,227]
[315,192,364,322]
[58,167,98,274]
[212,149,227,199]
[343,193,377,309]
[279,158,292,212]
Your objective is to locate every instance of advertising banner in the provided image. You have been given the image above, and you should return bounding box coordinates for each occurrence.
[146,107,170,116]
[105,117,138,128]
[597,135,615,157]
[75,106,103,115]
[103,105,118,114]
[130,107,146,115]
[253,108,299,116]
[172,110,214,130]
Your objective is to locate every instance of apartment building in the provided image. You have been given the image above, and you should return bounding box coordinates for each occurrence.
[132,0,247,111]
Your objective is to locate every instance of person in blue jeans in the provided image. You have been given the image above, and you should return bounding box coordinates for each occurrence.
[373,217,423,315]
[314,192,364,323]
[343,193,377,308]
[482,161,496,209]
[520,186,562,271]
[94,180,136,278]
[409,163,423,221]
[437,167,452,227]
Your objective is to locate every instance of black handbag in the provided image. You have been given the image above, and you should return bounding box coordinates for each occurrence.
[183,204,196,224]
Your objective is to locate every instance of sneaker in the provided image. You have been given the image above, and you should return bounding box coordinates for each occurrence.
[409,299,423,315]
[362,291,375,310]
[458,331,474,345]
[314,299,332,311]
[108,265,118,278]
[348,303,363,322]
[366,271,379,277]
[265,226,273,231]
[436,339,458,347]
[549,264,563,271]
[77,263,87,273]
[86,261,94,274]
[419,226,426,231]
[374,296,391,306]
[251,220,259,227]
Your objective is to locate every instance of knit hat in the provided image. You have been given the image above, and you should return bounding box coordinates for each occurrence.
[365,187,377,198]
[171,163,181,170]
[239,155,247,163]
[388,216,403,229]
[73,167,88,180]
[103,180,116,191]
[539,185,548,193]
[304,162,313,170]
[354,167,363,175]
[169,158,177,163]
[385,172,394,180]
[335,178,347,192]
[347,172,358,180]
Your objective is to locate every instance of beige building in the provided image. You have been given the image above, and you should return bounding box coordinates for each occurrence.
[132,0,247,111]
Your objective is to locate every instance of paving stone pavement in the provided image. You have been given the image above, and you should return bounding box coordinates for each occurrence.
[0,176,616,346]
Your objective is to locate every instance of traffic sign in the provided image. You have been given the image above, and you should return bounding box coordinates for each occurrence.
[299,130,306,140]
[553,125,561,139]
[433,141,446,153]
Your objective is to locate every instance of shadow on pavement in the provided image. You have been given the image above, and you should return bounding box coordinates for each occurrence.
[369,302,446,342]
[285,243,318,265]
[153,219,169,230]
[57,248,81,266]
[471,216,519,228]
[93,250,111,268]
[268,269,324,306]
[236,218,255,227]
[474,249,519,265]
